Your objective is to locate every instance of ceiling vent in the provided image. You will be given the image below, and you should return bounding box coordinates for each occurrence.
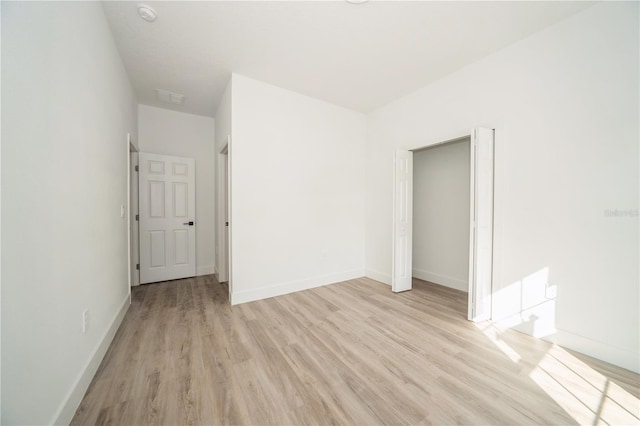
[155,89,184,105]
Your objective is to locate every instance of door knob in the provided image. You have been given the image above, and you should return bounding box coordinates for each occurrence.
[183,221,195,226]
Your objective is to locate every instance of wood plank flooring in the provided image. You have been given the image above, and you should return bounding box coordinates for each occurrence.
[71,276,640,425]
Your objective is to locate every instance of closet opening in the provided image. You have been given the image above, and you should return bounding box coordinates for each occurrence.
[413,136,471,316]
[392,128,494,322]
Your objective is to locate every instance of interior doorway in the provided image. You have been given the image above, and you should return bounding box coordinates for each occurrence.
[392,127,495,322]
[216,137,231,301]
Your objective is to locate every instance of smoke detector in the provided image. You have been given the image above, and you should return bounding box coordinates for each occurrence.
[138,4,157,23]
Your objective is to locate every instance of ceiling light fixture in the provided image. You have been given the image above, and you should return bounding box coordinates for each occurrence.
[345,0,369,4]
[138,4,157,23]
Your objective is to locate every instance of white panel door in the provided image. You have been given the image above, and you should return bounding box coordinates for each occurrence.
[392,150,413,292]
[468,128,494,321]
[139,153,196,284]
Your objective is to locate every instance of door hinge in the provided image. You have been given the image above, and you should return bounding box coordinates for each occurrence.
[136,264,140,270]
[135,165,139,172]
[135,214,139,221]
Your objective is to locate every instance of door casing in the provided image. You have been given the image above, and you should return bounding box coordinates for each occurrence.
[217,140,230,284]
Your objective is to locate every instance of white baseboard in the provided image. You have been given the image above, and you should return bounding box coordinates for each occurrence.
[543,329,639,374]
[231,269,365,305]
[196,265,215,276]
[53,294,130,425]
[412,268,467,291]
[365,269,391,286]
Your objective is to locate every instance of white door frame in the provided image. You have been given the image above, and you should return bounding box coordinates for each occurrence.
[217,136,232,302]
[217,141,229,283]
[129,139,140,287]
[392,127,495,322]
[127,135,138,299]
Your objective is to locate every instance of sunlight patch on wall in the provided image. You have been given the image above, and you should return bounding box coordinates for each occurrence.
[492,267,558,338]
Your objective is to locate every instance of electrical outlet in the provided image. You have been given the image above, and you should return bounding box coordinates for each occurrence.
[120,204,125,218]
[82,309,90,333]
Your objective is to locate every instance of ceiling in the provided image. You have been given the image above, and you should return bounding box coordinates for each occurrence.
[102,1,594,117]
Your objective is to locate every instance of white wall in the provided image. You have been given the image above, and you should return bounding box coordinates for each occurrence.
[1,2,138,424]
[138,104,216,277]
[230,74,366,304]
[365,2,639,372]
[413,139,470,291]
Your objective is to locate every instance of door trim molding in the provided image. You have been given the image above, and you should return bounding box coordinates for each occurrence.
[128,136,139,288]
[217,136,232,304]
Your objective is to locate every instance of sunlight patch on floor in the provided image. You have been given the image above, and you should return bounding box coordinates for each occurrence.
[476,322,521,363]
[476,323,640,425]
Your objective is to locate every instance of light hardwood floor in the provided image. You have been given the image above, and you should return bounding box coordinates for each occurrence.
[71,276,640,425]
